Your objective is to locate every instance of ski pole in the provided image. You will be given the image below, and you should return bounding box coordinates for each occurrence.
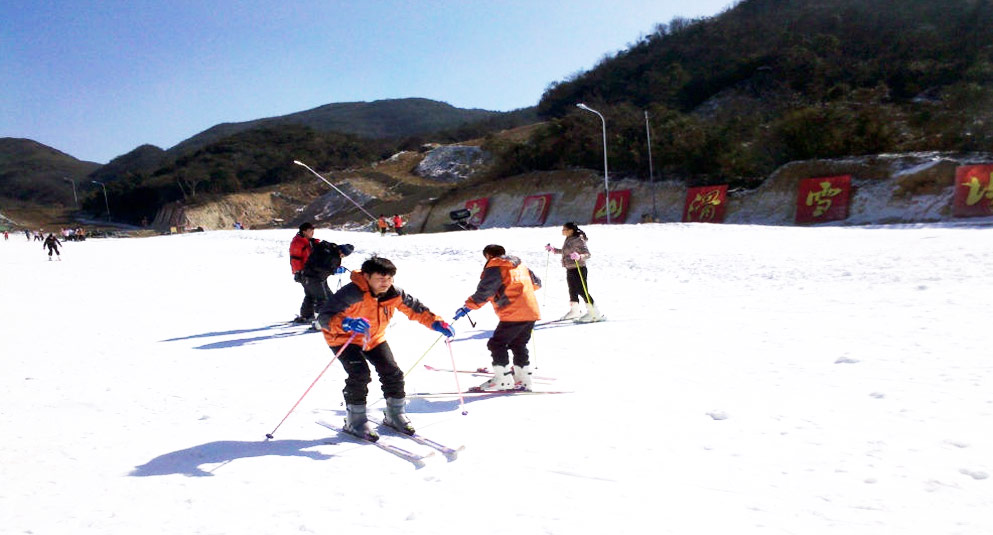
[575,258,593,305]
[265,332,358,439]
[403,334,444,377]
[543,249,550,310]
[402,313,471,377]
[445,338,468,415]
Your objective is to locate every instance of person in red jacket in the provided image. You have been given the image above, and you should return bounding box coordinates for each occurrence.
[392,214,405,235]
[289,222,318,323]
[317,256,453,440]
[454,244,542,391]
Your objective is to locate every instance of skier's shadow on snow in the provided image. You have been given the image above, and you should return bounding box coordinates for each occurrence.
[406,396,504,412]
[159,323,314,350]
[130,438,334,477]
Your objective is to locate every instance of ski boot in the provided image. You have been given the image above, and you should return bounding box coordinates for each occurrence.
[575,303,603,323]
[383,397,415,435]
[343,403,379,441]
[559,302,583,321]
[513,364,534,391]
[471,365,515,391]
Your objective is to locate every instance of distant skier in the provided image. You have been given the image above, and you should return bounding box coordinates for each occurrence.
[454,244,542,391]
[3,231,8,240]
[392,214,405,235]
[43,233,62,260]
[545,222,603,322]
[377,214,389,236]
[316,256,454,440]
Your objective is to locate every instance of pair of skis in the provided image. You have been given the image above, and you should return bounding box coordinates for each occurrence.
[416,364,571,397]
[316,419,463,466]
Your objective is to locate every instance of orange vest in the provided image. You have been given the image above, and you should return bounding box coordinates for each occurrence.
[464,256,541,322]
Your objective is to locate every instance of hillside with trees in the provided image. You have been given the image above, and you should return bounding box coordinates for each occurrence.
[486,0,993,187]
[0,138,100,206]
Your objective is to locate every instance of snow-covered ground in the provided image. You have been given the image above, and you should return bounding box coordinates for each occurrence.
[1,222,991,534]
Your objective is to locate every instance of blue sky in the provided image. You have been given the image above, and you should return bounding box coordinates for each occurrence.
[1,1,733,163]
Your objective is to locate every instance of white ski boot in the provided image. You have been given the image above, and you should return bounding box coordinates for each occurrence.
[472,365,515,391]
[383,397,415,435]
[343,403,379,441]
[559,302,583,320]
[513,365,533,391]
[575,303,604,323]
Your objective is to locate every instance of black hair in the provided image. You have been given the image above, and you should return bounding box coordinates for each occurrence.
[298,222,314,232]
[482,244,506,258]
[563,221,588,240]
[361,256,397,276]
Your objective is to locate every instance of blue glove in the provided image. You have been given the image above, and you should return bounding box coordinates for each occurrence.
[334,266,348,275]
[453,306,470,321]
[432,321,455,338]
[341,317,370,335]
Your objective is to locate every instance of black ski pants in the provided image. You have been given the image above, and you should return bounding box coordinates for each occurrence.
[298,275,331,319]
[566,266,594,304]
[487,321,536,368]
[334,341,405,405]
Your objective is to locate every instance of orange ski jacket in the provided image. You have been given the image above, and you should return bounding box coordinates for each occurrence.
[318,270,442,349]
[464,255,541,322]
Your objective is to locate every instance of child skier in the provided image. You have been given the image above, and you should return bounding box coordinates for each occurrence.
[454,244,542,391]
[317,256,454,440]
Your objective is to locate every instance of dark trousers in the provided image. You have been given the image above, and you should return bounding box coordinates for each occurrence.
[298,276,331,319]
[566,267,593,304]
[46,246,60,257]
[487,321,536,367]
[333,342,405,405]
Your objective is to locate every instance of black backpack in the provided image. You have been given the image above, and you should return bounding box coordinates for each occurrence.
[303,241,342,278]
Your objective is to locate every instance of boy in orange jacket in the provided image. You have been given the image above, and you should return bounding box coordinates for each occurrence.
[454,244,541,391]
[317,256,453,440]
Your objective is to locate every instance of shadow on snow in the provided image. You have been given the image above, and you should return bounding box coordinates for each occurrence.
[159,322,314,349]
[130,438,334,477]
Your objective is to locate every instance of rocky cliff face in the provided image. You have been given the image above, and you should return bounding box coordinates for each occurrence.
[414,145,491,183]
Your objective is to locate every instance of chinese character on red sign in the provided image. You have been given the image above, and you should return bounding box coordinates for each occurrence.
[464,198,489,226]
[683,185,728,223]
[953,165,993,218]
[795,175,852,223]
[591,190,631,224]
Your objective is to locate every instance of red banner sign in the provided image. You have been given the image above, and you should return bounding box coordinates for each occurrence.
[465,198,489,227]
[591,190,631,224]
[683,185,728,223]
[795,175,852,224]
[954,165,993,218]
[517,194,553,226]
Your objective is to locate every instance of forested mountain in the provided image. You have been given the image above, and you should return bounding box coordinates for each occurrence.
[485,0,993,186]
[167,98,511,156]
[0,138,100,206]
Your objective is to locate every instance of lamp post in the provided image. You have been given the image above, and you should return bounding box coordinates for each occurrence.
[576,103,610,224]
[63,177,78,209]
[91,180,110,221]
[645,110,657,221]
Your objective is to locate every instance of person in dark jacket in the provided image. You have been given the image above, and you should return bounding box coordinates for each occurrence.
[43,233,62,261]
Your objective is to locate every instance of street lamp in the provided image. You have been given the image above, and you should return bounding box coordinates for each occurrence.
[576,103,611,224]
[91,180,110,221]
[63,177,78,209]
[645,110,657,221]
